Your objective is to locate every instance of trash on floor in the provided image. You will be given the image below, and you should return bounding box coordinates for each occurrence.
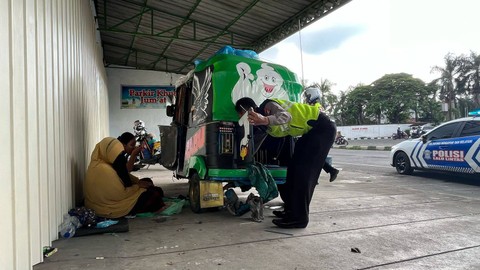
[154,216,167,223]
[43,246,58,258]
[351,247,361,253]
[96,220,119,228]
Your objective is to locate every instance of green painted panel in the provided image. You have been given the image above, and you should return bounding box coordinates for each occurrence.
[208,168,249,178]
[186,156,207,179]
[195,54,302,121]
[207,168,287,179]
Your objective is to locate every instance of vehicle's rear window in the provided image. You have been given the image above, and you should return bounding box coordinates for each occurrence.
[460,121,480,137]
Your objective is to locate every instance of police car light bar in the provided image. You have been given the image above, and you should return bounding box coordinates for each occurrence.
[468,109,480,116]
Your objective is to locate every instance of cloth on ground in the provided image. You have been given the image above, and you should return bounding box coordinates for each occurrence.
[224,162,275,221]
[246,162,278,203]
[159,197,186,216]
[225,189,264,221]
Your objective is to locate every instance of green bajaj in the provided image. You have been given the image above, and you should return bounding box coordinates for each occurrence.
[159,53,302,213]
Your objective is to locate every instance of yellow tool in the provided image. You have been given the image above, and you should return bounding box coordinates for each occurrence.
[240,145,248,160]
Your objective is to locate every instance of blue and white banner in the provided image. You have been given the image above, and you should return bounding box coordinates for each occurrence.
[121,85,175,109]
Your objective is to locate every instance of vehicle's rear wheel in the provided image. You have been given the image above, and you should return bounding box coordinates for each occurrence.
[395,152,414,175]
[188,172,202,213]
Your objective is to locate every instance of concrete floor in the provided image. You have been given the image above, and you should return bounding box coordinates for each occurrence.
[34,151,480,270]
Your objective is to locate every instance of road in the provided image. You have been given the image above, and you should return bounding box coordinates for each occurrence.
[329,148,479,183]
[340,138,399,147]
[330,148,393,175]
[37,148,480,270]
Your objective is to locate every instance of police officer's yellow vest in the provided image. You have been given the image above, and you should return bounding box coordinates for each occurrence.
[267,99,320,137]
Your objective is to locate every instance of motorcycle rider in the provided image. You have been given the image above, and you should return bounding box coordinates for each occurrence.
[411,126,423,138]
[303,87,339,182]
[396,126,402,139]
[132,120,162,168]
[335,131,347,145]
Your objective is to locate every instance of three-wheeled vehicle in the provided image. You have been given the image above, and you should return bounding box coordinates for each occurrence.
[159,53,302,213]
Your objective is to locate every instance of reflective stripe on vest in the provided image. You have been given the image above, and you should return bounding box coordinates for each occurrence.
[267,99,320,137]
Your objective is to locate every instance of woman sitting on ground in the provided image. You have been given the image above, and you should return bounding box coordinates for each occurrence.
[84,132,165,218]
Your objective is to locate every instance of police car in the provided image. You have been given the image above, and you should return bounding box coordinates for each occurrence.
[390,109,480,175]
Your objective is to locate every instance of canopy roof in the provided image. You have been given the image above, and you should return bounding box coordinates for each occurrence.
[94,0,351,74]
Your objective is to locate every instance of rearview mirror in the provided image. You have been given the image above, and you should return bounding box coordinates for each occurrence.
[166,105,175,117]
[421,134,427,144]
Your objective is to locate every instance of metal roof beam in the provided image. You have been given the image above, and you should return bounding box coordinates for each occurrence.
[103,6,151,30]
[97,12,189,37]
[152,0,203,70]
[177,0,260,72]
[124,0,149,66]
[103,41,193,66]
[97,0,251,40]
[95,0,353,74]
[98,28,248,47]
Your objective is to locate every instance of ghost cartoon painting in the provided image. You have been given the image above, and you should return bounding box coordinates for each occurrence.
[231,62,289,105]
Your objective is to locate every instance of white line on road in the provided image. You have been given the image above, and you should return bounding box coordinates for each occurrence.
[335,162,392,169]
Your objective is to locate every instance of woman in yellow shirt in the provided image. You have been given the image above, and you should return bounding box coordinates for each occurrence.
[84,132,165,218]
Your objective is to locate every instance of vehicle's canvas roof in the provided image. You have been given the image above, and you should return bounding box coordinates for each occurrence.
[94,0,351,74]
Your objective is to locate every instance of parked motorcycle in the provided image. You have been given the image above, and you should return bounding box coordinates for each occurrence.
[335,136,349,145]
[392,131,409,140]
[132,120,161,170]
[410,126,426,139]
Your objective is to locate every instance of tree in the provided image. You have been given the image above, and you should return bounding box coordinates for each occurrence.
[418,82,443,123]
[431,53,462,120]
[457,51,480,107]
[332,90,348,125]
[457,97,477,117]
[341,85,374,125]
[312,51,478,126]
[371,73,429,124]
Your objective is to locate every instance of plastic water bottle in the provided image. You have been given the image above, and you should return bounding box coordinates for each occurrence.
[59,214,81,238]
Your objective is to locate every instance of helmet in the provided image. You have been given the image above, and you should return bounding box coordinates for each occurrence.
[133,120,146,136]
[303,87,321,105]
[134,120,145,130]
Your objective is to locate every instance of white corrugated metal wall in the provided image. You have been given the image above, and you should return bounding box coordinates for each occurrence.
[0,0,109,269]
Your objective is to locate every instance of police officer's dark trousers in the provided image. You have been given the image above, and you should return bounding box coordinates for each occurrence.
[281,112,336,226]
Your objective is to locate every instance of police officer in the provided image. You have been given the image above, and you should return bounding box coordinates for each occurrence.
[304,87,340,182]
[235,97,336,228]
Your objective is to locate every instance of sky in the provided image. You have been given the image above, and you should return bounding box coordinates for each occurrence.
[259,0,480,95]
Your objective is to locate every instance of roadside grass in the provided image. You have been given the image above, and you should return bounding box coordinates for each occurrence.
[332,145,393,151]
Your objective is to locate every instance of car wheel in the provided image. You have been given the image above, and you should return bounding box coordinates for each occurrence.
[188,172,202,213]
[395,152,414,175]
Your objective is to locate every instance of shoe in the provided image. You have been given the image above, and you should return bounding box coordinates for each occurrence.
[329,169,339,182]
[272,218,308,229]
[272,210,287,218]
[226,203,237,216]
